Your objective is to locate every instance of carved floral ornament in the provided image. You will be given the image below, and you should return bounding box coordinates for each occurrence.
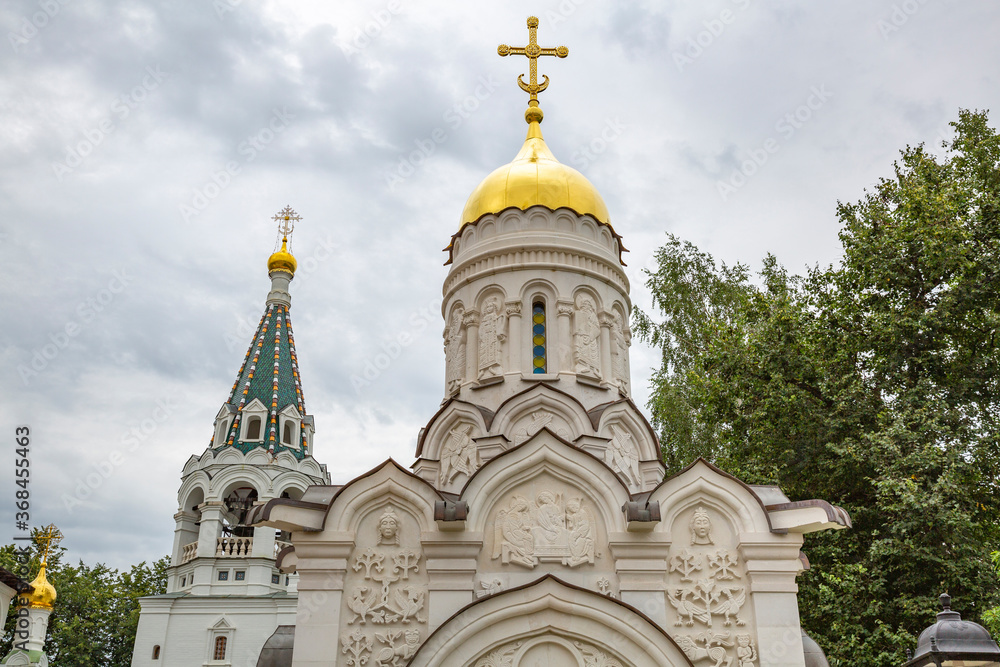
[666,505,759,667]
[340,506,428,667]
[472,639,625,667]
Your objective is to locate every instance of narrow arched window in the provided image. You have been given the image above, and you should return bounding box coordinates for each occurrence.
[282,422,293,444]
[246,417,261,440]
[531,301,547,374]
[213,636,227,660]
[152,645,160,659]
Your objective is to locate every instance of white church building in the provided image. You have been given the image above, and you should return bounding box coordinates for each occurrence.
[132,17,849,667]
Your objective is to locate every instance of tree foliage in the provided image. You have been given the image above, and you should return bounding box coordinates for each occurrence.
[635,109,1000,665]
[0,531,168,667]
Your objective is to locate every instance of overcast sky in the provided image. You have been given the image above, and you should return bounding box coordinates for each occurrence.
[1,0,997,571]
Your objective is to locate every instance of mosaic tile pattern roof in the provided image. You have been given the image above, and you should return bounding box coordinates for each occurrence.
[209,302,308,459]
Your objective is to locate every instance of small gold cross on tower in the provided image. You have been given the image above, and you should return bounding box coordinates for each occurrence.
[37,524,63,565]
[498,16,568,123]
[272,206,301,239]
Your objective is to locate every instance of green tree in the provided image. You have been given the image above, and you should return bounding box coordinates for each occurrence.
[0,531,168,667]
[635,109,1000,666]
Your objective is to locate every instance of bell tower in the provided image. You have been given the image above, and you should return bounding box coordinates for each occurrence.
[131,207,330,667]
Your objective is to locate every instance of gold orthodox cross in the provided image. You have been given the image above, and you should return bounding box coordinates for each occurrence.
[272,206,301,238]
[498,16,568,109]
[37,524,63,565]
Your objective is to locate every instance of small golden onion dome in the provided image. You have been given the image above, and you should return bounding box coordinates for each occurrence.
[23,562,56,610]
[460,115,610,228]
[267,236,297,275]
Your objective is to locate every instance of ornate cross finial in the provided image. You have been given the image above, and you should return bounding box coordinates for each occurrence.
[498,16,568,123]
[37,524,63,565]
[272,206,301,238]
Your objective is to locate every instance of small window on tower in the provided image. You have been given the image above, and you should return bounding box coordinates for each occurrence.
[272,573,280,584]
[246,416,262,440]
[282,422,293,444]
[214,636,227,660]
[235,570,246,581]
[531,301,547,374]
[217,570,229,581]
[152,645,160,660]
[180,576,186,587]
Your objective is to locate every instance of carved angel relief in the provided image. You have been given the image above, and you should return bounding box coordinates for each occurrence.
[605,424,641,487]
[667,506,757,667]
[439,423,479,486]
[492,493,596,569]
[610,312,630,395]
[339,507,427,667]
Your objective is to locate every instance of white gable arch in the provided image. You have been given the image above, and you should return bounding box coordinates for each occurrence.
[324,461,440,535]
[491,385,592,442]
[417,402,490,462]
[408,576,694,667]
[649,459,773,536]
[461,431,631,534]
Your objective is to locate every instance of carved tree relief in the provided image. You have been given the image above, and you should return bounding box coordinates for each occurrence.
[439,423,479,486]
[666,506,758,667]
[492,493,596,569]
[478,297,507,381]
[339,507,428,667]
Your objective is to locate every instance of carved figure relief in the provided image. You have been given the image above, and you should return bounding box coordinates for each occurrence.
[443,307,466,394]
[605,424,641,487]
[736,634,758,667]
[478,297,507,381]
[611,311,630,395]
[512,411,571,445]
[339,507,427,667]
[573,294,602,378]
[667,505,755,667]
[439,423,479,486]
[492,493,596,569]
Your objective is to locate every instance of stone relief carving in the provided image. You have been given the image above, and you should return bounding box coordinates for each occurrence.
[340,507,427,667]
[512,411,571,445]
[605,424,641,486]
[574,642,625,667]
[596,576,616,599]
[478,297,507,381]
[611,311,630,395]
[736,634,758,667]
[492,493,596,569]
[475,577,504,598]
[439,423,479,486]
[667,506,755,667]
[505,301,522,317]
[474,641,522,667]
[443,307,466,395]
[573,294,602,379]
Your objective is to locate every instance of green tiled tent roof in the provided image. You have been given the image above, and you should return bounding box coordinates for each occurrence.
[211,302,309,459]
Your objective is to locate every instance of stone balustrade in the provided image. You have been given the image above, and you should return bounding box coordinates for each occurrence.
[216,536,253,557]
[181,542,198,563]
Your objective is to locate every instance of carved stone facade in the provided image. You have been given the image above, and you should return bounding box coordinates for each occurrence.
[667,505,757,667]
[339,506,428,667]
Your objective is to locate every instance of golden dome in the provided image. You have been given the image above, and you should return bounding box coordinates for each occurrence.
[23,562,56,610]
[267,236,297,275]
[460,115,610,227]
